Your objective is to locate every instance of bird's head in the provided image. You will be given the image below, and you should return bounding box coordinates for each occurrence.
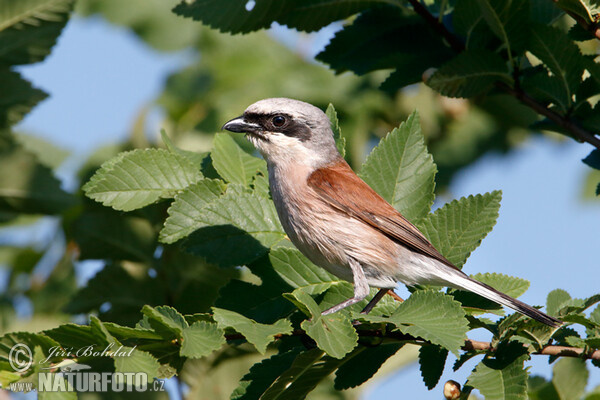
[222,98,340,168]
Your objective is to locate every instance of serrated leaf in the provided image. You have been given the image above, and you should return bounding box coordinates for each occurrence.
[160,129,204,168]
[418,344,448,390]
[333,343,404,390]
[472,273,530,298]
[0,141,75,214]
[360,112,436,221]
[0,0,74,66]
[522,71,571,112]
[232,348,301,400]
[289,288,358,359]
[325,104,345,157]
[528,24,585,108]
[583,150,600,170]
[71,210,156,261]
[141,305,188,339]
[212,308,292,354]
[211,133,266,186]
[391,290,469,355]
[269,247,337,293]
[84,148,202,211]
[426,50,512,98]
[476,0,530,55]
[555,0,595,23]
[180,321,225,358]
[182,188,285,267]
[467,344,529,400]
[260,348,345,400]
[417,191,502,268]
[317,7,452,81]
[159,178,226,243]
[546,289,572,316]
[113,347,160,385]
[173,0,381,34]
[553,358,589,400]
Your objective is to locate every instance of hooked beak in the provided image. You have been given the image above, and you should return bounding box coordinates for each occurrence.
[222,116,261,134]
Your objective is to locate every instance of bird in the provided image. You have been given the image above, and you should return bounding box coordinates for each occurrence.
[222,97,562,327]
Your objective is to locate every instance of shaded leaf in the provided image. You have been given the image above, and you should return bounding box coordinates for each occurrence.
[113,347,161,385]
[173,0,382,34]
[141,305,188,339]
[360,112,436,221]
[528,24,585,108]
[553,358,589,400]
[426,50,512,98]
[419,344,448,390]
[0,0,74,66]
[0,141,74,214]
[182,188,285,267]
[159,179,226,243]
[334,343,404,389]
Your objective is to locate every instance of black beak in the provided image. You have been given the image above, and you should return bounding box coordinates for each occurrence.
[222,116,261,134]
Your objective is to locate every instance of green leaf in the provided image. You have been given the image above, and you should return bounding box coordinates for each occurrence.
[289,289,358,359]
[476,0,530,55]
[317,7,452,80]
[232,349,301,400]
[546,289,573,316]
[180,321,225,358]
[211,133,266,186]
[212,307,292,354]
[269,247,337,293]
[555,0,595,23]
[63,263,164,326]
[453,0,496,50]
[0,0,74,66]
[182,188,285,267]
[71,210,156,261]
[471,273,530,298]
[173,0,382,34]
[583,150,600,170]
[552,358,589,400]
[390,290,469,355]
[360,112,436,221]
[113,347,161,385]
[418,344,448,389]
[160,129,204,169]
[0,141,74,214]
[159,178,227,243]
[260,348,345,400]
[334,343,404,390]
[84,148,202,211]
[426,50,512,98]
[417,191,502,268]
[467,343,529,400]
[522,71,571,112]
[325,104,345,158]
[141,305,188,339]
[527,24,585,108]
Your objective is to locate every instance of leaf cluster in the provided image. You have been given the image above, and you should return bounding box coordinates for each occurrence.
[3,108,599,399]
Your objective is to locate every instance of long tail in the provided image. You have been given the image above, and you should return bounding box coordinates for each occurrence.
[444,270,562,327]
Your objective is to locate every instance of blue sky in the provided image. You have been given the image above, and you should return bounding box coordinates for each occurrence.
[15,14,600,400]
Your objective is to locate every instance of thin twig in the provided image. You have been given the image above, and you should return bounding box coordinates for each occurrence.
[224,327,600,360]
[405,0,600,150]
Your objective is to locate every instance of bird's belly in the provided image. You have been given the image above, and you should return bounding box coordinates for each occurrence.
[277,200,398,288]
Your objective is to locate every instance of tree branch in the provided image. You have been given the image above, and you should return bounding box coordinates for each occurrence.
[405,0,600,150]
[224,327,600,360]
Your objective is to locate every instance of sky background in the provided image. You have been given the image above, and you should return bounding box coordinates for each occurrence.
[13,14,600,400]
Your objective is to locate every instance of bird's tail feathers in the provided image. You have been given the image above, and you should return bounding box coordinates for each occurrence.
[444,271,562,327]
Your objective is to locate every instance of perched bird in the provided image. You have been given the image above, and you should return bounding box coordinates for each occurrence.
[222,98,562,327]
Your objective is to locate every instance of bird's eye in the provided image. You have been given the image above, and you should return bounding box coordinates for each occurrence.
[272,115,286,127]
